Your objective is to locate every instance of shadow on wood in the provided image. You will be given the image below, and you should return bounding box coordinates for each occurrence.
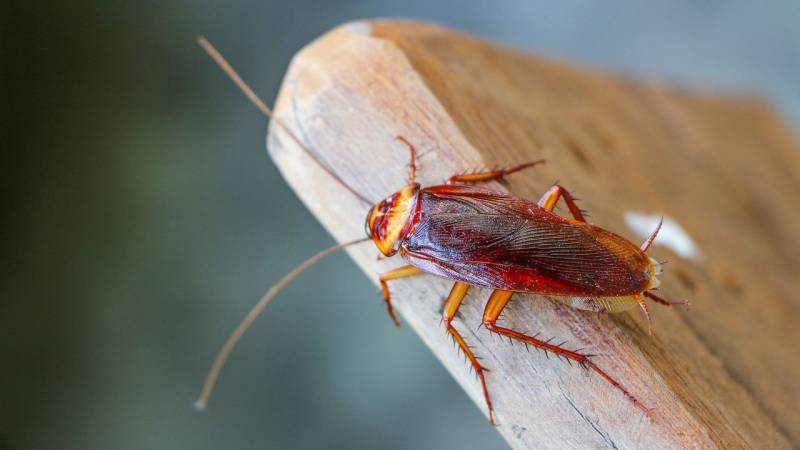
[267,20,800,449]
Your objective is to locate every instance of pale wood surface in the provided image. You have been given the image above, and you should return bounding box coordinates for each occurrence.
[267,20,800,449]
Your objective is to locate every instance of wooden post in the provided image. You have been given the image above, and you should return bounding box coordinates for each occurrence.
[267,20,800,449]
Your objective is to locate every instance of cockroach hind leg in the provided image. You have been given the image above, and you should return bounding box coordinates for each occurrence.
[635,295,654,336]
[482,289,650,416]
[644,290,691,310]
[584,359,653,416]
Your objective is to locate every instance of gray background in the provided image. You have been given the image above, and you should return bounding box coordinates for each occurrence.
[3,1,798,449]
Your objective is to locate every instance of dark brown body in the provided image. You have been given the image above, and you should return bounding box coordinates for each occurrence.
[400,185,652,296]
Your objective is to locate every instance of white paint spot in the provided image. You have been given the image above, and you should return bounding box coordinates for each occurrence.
[343,21,371,36]
[625,212,701,260]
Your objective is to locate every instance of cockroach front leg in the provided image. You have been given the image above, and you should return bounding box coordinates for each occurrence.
[442,282,496,425]
[378,265,424,327]
[482,289,651,415]
[447,160,544,184]
[537,184,587,222]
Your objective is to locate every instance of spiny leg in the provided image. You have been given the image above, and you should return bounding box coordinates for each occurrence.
[442,282,495,425]
[447,160,545,184]
[635,291,690,336]
[634,295,653,336]
[378,265,424,327]
[482,289,651,415]
[537,184,587,222]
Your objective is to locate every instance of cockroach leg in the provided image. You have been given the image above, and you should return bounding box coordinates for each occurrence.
[378,265,424,327]
[644,290,690,309]
[446,160,545,184]
[482,289,651,415]
[442,282,495,425]
[635,295,653,336]
[537,184,587,222]
[395,136,417,184]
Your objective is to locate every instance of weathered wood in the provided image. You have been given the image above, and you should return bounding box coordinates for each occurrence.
[267,20,800,449]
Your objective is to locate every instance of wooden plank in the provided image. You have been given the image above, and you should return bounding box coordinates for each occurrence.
[267,20,800,449]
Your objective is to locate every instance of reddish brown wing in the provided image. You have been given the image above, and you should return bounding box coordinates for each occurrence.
[401,185,649,296]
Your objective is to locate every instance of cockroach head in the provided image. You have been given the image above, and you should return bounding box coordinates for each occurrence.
[646,257,663,289]
[365,184,420,256]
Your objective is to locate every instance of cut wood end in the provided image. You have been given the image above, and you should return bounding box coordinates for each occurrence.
[266,20,800,450]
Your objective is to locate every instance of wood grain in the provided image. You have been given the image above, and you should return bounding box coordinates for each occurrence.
[266,20,800,449]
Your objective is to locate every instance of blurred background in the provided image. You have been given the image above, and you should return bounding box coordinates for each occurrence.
[2,1,798,449]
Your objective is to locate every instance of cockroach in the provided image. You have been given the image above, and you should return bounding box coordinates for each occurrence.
[195,36,688,425]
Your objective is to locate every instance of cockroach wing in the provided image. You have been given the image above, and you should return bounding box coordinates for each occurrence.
[402,185,650,296]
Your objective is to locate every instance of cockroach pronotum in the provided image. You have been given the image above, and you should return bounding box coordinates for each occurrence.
[195,36,688,425]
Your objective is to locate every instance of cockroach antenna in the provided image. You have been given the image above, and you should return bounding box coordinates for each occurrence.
[196,36,373,205]
[194,237,370,411]
[194,36,375,410]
